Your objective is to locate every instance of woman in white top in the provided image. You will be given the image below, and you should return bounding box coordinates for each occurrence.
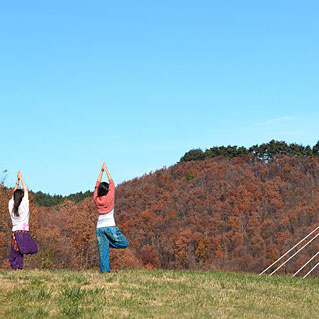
[8,171,38,270]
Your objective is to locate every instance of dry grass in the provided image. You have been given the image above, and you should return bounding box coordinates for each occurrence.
[0,269,319,318]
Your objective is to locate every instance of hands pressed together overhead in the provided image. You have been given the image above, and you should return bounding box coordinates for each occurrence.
[102,161,107,171]
[97,161,112,182]
[14,170,28,196]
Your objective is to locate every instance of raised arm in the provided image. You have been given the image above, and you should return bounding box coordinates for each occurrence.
[94,162,105,200]
[103,162,112,181]
[102,162,115,203]
[12,173,20,196]
[97,161,105,183]
[18,171,28,197]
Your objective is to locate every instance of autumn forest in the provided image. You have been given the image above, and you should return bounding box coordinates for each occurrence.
[1,140,319,276]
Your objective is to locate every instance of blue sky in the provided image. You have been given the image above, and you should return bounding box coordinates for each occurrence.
[1,1,318,195]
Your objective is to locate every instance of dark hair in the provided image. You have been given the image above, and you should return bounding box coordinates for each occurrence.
[98,182,109,197]
[13,189,24,217]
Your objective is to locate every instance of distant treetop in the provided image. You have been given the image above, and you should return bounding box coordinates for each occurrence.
[180,140,319,162]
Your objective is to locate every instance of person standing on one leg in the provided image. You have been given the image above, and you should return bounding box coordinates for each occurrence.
[8,171,38,270]
[94,161,129,273]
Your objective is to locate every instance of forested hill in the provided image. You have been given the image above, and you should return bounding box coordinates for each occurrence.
[114,154,319,273]
[1,142,319,276]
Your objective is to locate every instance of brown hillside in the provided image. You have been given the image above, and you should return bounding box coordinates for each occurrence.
[1,154,319,275]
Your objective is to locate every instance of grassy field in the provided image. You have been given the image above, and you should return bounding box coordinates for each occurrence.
[1,269,319,319]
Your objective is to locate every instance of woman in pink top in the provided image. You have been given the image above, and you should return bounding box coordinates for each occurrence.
[94,161,129,273]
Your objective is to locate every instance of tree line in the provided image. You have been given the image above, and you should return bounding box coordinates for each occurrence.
[180,140,319,162]
[32,190,93,207]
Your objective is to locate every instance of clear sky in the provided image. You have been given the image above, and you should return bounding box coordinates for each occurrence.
[1,1,318,195]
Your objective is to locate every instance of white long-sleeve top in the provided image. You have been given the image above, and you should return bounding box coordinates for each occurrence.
[8,193,30,231]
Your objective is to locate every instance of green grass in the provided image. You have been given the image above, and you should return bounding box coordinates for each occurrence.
[1,269,319,318]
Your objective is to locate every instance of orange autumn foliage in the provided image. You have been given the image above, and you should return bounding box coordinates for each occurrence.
[1,154,319,275]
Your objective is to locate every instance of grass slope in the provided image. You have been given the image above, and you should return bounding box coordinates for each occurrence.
[0,269,318,319]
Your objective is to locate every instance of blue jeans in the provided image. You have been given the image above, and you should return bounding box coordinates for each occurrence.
[96,226,129,273]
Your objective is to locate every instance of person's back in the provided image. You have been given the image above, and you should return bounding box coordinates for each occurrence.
[94,179,115,227]
[8,190,30,231]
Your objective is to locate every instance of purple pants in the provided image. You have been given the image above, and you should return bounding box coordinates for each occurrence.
[9,232,38,270]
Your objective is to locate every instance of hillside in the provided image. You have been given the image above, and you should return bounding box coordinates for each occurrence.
[115,154,319,274]
[1,269,319,319]
[1,147,319,275]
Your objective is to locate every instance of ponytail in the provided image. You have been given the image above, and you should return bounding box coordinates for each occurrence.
[13,189,24,217]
